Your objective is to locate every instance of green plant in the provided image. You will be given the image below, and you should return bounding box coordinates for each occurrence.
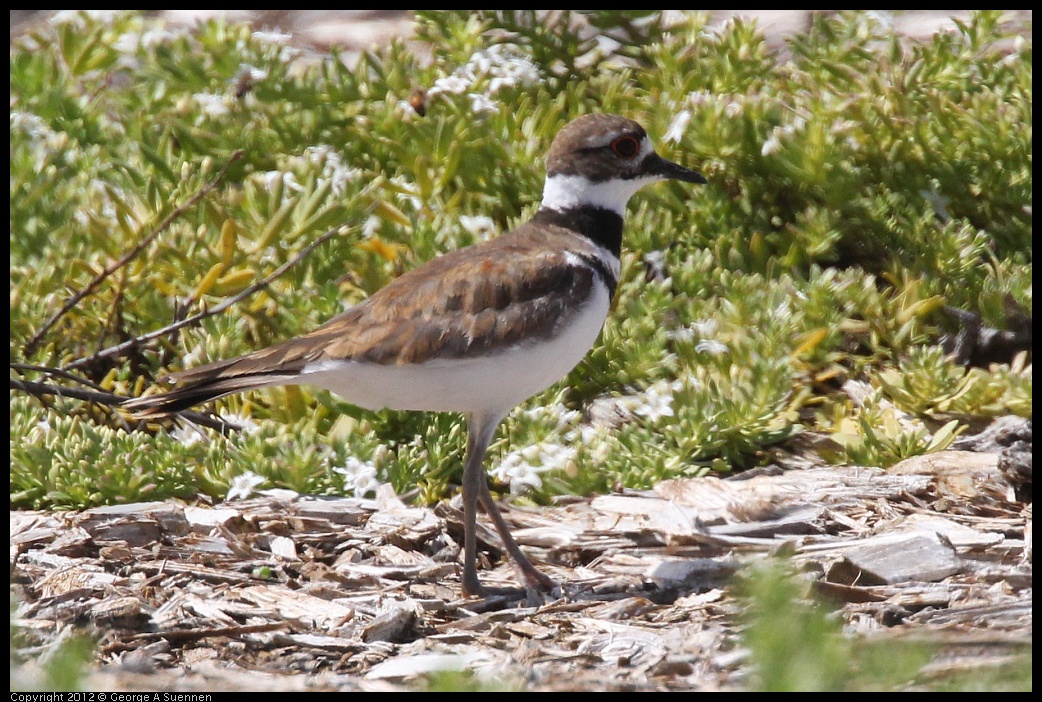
[819,389,963,468]
[739,562,931,691]
[10,11,1031,510]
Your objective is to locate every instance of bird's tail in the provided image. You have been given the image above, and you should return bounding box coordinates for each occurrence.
[123,356,297,417]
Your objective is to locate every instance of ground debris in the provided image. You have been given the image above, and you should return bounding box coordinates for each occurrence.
[10,443,1030,691]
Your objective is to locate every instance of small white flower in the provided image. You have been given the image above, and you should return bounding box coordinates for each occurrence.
[688,90,713,107]
[113,32,140,55]
[28,416,55,444]
[115,26,182,53]
[11,112,50,139]
[282,172,304,193]
[664,109,691,144]
[170,423,205,447]
[362,214,383,238]
[459,215,497,240]
[237,63,269,83]
[523,405,548,420]
[1002,52,1022,68]
[218,412,260,434]
[193,92,232,118]
[494,458,546,494]
[304,145,360,197]
[180,346,206,370]
[389,175,423,211]
[538,443,575,468]
[11,111,71,170]
[683,318,728,356]
[227,471,267,500]
[257,170,285,193]
[762,117,807,157]
[692,318,719,337]
[334,456,381,498]
[695,339,729,356]
[248,29,300,63]
[468,93,499,114]
[491,441,575,495]
[551,407,583,433]
[578,425,602,445]
[761,133,783,157]
[427,43,541,114]
[429,74,472,96]
[303,144,333,166]
[478,44,541,92]
[666,326,695,343]
[633,382,676,423]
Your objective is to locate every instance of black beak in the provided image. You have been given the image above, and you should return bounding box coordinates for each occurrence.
[644,152,707,184]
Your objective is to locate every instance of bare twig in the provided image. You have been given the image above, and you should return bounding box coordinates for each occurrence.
[10,376,123,406]
[127,621,289,645]
[62,224,351,373]
[9,362,107,391]
[10,376,240,434]
[23,150,245,358]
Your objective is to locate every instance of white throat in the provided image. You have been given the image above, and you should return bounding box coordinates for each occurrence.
[540,173,662,216]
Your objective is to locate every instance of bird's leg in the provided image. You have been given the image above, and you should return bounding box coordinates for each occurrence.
[476,478,557,593]
[460,413,500,597]
[461,412,556,596]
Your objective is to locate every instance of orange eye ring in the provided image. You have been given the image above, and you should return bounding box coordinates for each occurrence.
[610,136,641,159]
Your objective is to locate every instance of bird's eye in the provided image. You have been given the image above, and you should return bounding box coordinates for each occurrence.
[610,136,640,159]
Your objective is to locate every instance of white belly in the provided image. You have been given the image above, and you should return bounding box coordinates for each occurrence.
[296,281,611,417]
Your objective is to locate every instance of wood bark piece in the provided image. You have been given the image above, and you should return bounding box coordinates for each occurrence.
[825,531,962,585]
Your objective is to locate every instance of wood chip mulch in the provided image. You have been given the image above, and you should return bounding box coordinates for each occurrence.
[10,418,1031,691]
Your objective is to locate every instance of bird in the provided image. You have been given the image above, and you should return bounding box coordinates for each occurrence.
[125,113,706,597]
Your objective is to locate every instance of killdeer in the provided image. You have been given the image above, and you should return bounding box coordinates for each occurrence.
[125,113,706,597]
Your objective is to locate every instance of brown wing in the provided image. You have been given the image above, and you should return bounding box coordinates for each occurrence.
[298,226,599,365]
[257,223,599,366]
[125,224,601,416]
